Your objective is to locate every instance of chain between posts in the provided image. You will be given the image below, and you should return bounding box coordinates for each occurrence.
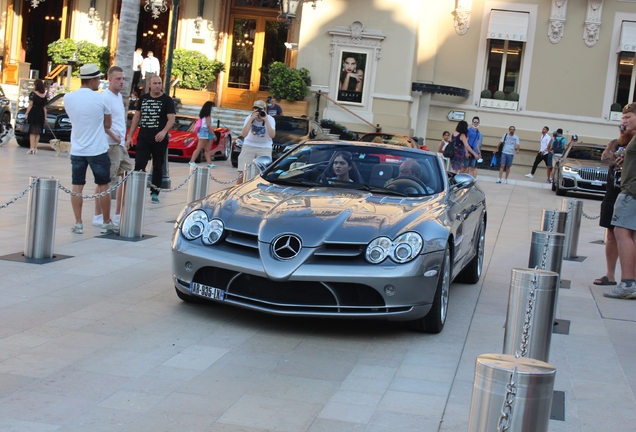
[58,171,133,199]
[497,366,518,432]
[0,178,39,209]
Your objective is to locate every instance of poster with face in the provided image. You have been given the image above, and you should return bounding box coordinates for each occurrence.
[337,51,367,104]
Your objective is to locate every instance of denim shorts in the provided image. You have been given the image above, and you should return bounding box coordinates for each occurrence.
[500,153,514,167]
[71,152,111,185]
[465,157,477,168]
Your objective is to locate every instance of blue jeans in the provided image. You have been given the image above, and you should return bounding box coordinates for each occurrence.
[70,152,111,185]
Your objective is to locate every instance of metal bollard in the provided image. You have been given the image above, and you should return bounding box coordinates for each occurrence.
[528,231,565,275]
[561,198,583,258]
[186,166,209,203]
[24,177,59,259]
[243,162,258,182]
[503,268,559,362]
[120,171,147,239]
[540,209,567,233]
[468,353,556,432]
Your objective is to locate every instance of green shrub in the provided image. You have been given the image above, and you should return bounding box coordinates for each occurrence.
[480,89,492,99]
[320,119,357,140]
[170,48,225,90]
[507,92,519,101]
[493,91,505,100]
[611,102,622,112]
[268,61,310,102]
[47,39,110,76]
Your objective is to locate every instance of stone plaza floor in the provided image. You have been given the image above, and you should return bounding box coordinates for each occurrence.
[0,140,634,431]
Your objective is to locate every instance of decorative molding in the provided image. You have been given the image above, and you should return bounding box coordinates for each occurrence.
[328,21,386,59]
[548,0,567,44]
[454,0,472,35]
[584,0,603,47]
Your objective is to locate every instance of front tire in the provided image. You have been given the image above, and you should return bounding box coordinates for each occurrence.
[17,137,29,148]
[1,112,10,125]
[555,180,566,196]
[410,246,451,333]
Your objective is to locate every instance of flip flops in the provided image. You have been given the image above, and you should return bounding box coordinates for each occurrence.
[594,276,617,286]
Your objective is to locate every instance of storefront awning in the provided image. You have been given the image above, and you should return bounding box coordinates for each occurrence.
[488,10,529,42]
[412,82,470,98]
[620,21,636,52]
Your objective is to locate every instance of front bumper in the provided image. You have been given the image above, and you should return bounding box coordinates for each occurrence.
[557,174,606,195]
[172,234,443,321]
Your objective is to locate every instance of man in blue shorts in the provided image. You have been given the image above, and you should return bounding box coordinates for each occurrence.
[464,116,482,177]
[496,126,520,184]
[64,64,117,235]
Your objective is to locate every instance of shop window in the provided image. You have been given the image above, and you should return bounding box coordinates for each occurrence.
[485,39,523,96]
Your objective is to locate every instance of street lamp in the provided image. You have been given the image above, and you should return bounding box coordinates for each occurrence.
[145,0,168,19]
[281,0,301,21]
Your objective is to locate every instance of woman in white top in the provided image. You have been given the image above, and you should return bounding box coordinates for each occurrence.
[189,101,215,167]
[438,130,451,171]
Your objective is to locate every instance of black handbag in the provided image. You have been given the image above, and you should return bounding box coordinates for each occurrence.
[20,123,30,134]
[443,142,455,159]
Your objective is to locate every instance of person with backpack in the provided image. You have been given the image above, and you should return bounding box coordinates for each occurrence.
[550,128,566,183]
[189,101,216,167]
[496,126,520,184]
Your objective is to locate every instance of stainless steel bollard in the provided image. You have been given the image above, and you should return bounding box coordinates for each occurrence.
[243,162,258,182]
[561,198,583,258]
[503,268,559,362]
[528,231,565,275]
[120,171,147,239]
[24,177,59,259]
[468,353,556,432]
[186,166,209,203]
[540,209,567,233]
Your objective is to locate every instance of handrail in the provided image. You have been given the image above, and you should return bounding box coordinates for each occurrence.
[314,90,380,132]
[45,64,66,80]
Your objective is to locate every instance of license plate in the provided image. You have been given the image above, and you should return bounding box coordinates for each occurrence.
[591,180,602,186]
[190,282,225,300]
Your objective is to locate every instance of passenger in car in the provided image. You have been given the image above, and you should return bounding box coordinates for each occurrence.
[319,151,362,183]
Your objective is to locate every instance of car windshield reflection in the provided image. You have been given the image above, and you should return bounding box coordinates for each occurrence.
[566,146,603,161]
[263,143,443,197]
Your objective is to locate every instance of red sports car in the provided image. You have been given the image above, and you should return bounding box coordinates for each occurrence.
[128,114,231,162]
[359,132,428,151]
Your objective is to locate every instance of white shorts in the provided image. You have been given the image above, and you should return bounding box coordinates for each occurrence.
[237,144,271,171]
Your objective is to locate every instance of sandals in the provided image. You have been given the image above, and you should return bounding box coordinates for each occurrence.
[594,276,617,286]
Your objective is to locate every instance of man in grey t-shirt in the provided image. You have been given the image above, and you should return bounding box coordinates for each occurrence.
[496,126,520,184]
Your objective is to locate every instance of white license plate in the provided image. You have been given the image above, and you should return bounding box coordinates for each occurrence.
[591,180,602,186]
[190,282,225,300]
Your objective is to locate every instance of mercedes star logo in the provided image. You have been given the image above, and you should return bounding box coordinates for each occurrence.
[272,234,302,260]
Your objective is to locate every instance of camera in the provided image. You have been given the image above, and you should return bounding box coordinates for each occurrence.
[257,109,266,118]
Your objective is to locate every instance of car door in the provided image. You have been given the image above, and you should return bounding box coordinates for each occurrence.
[447,177,482,268]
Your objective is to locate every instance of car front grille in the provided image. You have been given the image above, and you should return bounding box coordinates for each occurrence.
[192,266,394,313]
[578,168,607,182]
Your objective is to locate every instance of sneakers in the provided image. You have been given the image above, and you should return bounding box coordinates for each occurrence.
[112,214,121,225]
[603,281,636,299]
[151,193,160,204]
[503,179,508,184]
[188,162,197,167]
[71,223,83,234]
[206,164,217,169]
[101,221,120,235]
[92,214,104,226]
[496,178,501,183]
[525,173,533,178]
[547,178,553,183]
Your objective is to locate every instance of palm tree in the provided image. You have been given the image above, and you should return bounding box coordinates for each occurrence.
[115,0,140,101]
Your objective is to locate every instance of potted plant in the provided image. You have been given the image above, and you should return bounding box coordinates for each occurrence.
[170,48,225,105]
[267,61,311,116]
[47,39,110,89]
[320,119,358,140]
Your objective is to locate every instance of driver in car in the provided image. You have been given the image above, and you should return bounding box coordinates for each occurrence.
[385,158,432,194]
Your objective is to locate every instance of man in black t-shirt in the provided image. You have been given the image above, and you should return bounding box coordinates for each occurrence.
[126,75,175,203]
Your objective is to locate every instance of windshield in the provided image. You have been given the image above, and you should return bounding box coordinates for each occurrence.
[173,116,195,132]
[275,118,309,136]
[263,143,443,197]
[567,146,603,161]
[49,95,65,110]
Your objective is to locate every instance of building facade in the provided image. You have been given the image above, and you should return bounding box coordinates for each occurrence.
[0,0,635,153]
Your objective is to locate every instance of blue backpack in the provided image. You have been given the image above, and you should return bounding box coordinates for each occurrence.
[552,136,565,154]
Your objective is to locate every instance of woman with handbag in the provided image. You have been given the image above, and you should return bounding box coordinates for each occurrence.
[24,79,48,155]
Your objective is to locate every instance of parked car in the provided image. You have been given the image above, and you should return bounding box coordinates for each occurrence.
[15,94,69,148]
[359,132,428,150]
[0,85,12,125]
[128,114,231,162]
[230,115,326,167]
[552,143,608,196]
[172,140,487,333]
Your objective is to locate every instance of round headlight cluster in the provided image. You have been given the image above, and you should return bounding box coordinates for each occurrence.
[180,210,225,245]
[365,232,423,264]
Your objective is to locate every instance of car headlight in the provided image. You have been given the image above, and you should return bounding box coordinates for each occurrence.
[201,219,224,245]
[59,118,71,124]
[366,233,423,264]
[562,166,578,174]
[234,138,243,150]
[180,209,208,240]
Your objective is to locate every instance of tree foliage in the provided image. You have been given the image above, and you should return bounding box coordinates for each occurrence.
[47,39,110,77]
[267,62,310,102]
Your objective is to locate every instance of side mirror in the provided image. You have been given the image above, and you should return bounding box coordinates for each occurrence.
[253,155,272,173]
[309,130,317,138]
[453,173,475,189]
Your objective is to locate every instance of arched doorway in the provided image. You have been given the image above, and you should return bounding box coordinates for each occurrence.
[135,3,170,80]
[21,0,64,78]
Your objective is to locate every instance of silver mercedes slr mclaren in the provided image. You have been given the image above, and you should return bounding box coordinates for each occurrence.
[172,141,487,333]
